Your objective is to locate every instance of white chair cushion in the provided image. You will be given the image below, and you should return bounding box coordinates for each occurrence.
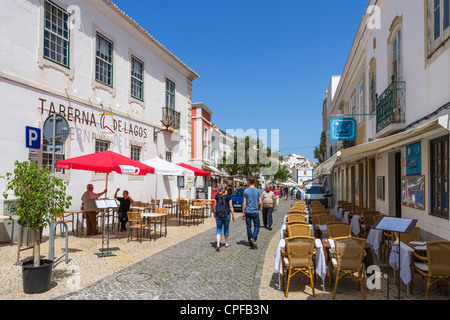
[414,262,428,272]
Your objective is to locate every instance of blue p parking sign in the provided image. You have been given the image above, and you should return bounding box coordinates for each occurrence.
[26,126,41,149]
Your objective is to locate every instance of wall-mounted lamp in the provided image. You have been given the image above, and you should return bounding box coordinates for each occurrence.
[153,118,174,141]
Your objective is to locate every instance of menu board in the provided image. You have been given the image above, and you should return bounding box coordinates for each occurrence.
[95,199,119,209]
[373,217,418,233]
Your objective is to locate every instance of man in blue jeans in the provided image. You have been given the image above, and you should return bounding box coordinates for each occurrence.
[242,176,262,249]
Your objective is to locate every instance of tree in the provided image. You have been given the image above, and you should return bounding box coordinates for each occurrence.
[1,161,72,267]
[314,131,327,164]
[218,136,282,183]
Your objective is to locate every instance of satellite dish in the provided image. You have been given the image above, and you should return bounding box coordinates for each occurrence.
[43,114,70,143]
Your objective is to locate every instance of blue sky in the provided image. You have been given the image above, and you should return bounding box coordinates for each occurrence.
[112,0,369,162]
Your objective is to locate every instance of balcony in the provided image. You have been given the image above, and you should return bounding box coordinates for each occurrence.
[376,76,406,138]
[161,107,180,130]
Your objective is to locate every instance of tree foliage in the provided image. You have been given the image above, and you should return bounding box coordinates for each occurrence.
[1,161,72,266]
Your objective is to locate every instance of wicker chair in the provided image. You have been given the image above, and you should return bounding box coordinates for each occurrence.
[127,211,148,243]
[287,214,306,223]
[330,237,367,300]
[288,208,305,215]
[411,241,450,300]
[361,211,380,237]
[327,223,352,239]
[393,226,420,242]
[281,236,316,297]
[286,224,312,238]
[179,204,193,226]
[317,214,336,225]
[192,202,205,225]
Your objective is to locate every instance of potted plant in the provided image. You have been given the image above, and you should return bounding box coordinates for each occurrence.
[1,160,72,294]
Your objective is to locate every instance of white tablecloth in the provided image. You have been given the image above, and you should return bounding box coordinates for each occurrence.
[336,208,344,221]
[274,237,327,283]
[389,241,415,284]
[350,214,361,236]
[342,211,350,223]
[366,229,384,255]
[333,205,338,216]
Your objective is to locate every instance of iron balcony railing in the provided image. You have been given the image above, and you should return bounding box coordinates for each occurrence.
[375,76,406,133]
[162,107,180,130]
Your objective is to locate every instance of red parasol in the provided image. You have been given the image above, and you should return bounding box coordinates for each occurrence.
[176,163,211,177]
[55,150,155,175]
[55,150,155,197]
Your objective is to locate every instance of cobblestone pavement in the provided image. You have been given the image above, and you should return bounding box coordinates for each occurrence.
[55,202,288,300]
[1,199,448,301]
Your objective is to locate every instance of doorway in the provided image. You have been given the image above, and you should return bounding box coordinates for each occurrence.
[395,152,402,218]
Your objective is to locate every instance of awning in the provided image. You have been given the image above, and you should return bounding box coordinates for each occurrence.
[314,153,339,178]
[338,117,448,165]
[202,164,229,177]
[317,115,450,176]
[176,163,211,177]
[142,157,194,176]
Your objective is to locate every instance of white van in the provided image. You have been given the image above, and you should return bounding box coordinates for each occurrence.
[304,183,327,206]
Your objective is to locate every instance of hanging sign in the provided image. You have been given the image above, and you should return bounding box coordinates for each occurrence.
[330,118,357,141]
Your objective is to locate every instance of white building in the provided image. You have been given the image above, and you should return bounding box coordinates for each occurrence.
[0,0,199,236]
[316,0,450,241]
[294,161,314,186]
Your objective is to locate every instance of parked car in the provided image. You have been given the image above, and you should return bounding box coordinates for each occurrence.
[231,188,245,211]
[304,183,328,207]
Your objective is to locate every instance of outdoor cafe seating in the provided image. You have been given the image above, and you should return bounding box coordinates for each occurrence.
[127,211,148,243]
[280,236,316,297]
[329,237,367,300]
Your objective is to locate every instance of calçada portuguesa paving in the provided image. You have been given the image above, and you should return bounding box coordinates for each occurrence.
[0,199,448,301]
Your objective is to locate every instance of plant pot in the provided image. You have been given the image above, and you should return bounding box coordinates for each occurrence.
[21,259,53,294]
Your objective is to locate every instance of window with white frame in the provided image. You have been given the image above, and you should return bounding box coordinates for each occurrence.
[94,140,109,173]
[351,94,356,119]
[165,79,175,109]
[95,33,114,87]
[165,151,172,163]
[359,82,364,122]
[95,139,109,153]
[131,56,144,101]
[42,137,65,173]
[43,1,70,68]
[369,60,377,114]
[130,145,141,162]
[430,134,449,219]
[427,0,450,56]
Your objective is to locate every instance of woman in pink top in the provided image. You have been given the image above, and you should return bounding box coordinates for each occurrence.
[273,187,279,209]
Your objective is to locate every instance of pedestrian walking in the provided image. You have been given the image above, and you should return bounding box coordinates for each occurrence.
[214,183,235,251]
[242,176,262,249]
[300,186,306,201]
[284,187,289,200]
[261,185,276,230]
[114,187,134,232]
[81,184,107,236]
[273,187,279,209]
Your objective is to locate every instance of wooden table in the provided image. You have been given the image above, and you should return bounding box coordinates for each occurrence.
[190,206,205,225]
[141,213,168,241]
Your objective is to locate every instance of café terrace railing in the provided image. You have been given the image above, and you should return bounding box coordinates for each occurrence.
[375,76,406,133]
